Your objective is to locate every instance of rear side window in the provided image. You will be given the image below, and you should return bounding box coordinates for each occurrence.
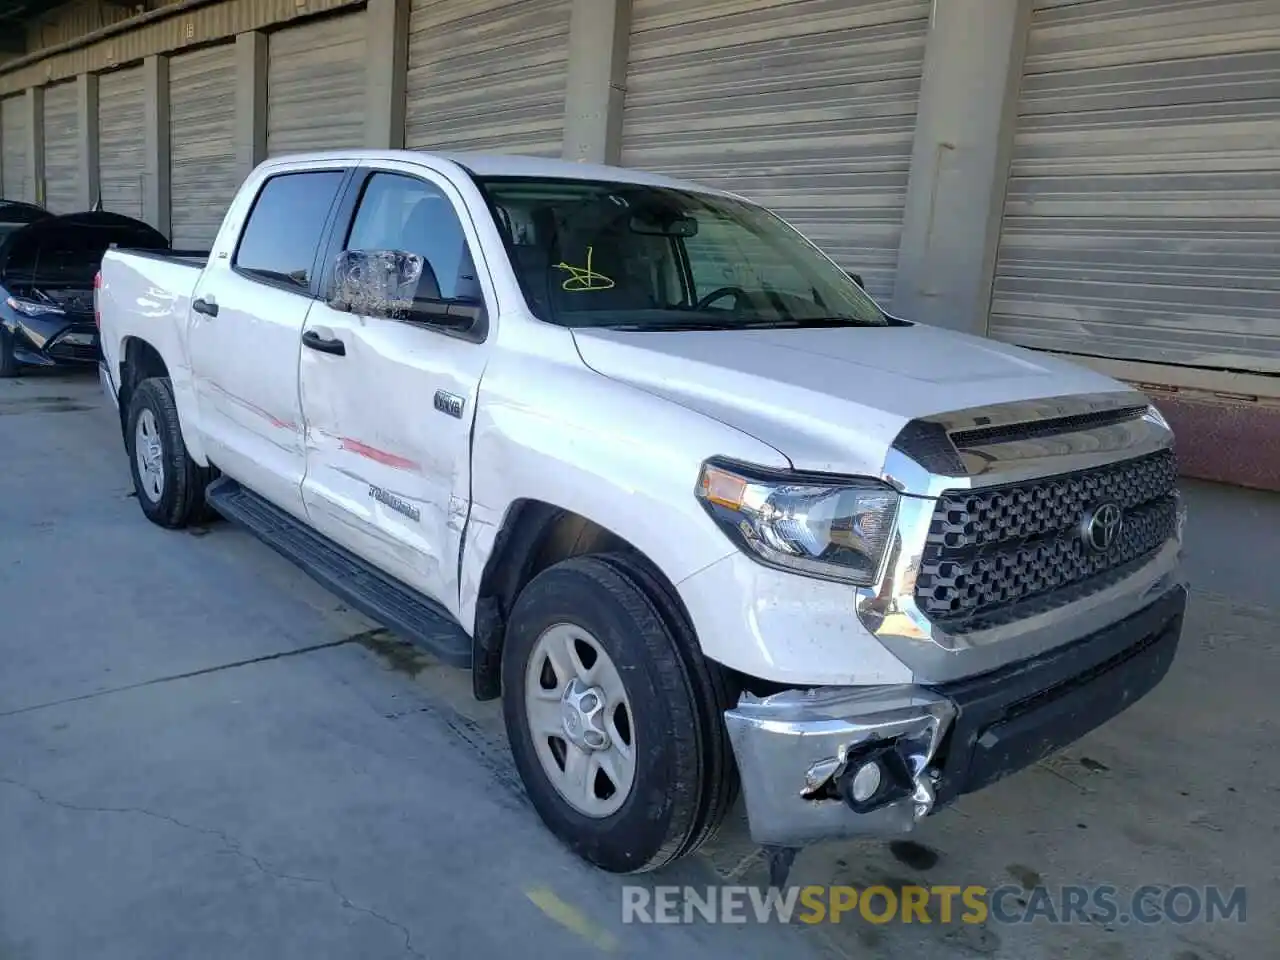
[234,171,345,290]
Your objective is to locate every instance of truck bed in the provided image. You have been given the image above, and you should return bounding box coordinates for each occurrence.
[112,247,210,269]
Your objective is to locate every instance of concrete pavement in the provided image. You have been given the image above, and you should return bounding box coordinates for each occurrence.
[1,370,1275,959]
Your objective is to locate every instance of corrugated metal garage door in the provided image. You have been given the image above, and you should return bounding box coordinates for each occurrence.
[42,81,80,213]
[1,96,26,201]
[267,13,367,157]
[170,44,237,249]
[991,0,1280,375]
[98,66,145,219]
[621,0,931,302]
[405,0,571,156]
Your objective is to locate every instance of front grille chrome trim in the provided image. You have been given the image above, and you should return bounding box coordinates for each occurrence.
[882,390,1170,498]
[857,391,1184,684]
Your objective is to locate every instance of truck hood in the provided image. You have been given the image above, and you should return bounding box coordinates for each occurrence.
[570,323,1138,476]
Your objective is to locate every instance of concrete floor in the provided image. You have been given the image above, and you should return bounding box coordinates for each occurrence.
[1,371,1275,959]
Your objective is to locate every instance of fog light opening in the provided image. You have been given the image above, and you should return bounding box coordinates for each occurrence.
[838,740,915,814]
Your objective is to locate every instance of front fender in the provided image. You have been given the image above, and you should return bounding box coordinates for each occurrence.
[460,341,790,636]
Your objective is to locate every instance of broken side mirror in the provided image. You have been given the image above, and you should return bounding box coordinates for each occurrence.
[846,269,865,289]
[327,249,486,334]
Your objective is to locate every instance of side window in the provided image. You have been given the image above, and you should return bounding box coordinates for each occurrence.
[345,173,479,301]
[234,171,345,290]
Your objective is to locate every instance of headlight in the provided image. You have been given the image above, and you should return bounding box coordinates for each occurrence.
[5,296,64,318]
[695,460,899,585]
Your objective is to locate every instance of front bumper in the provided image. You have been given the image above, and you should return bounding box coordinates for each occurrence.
[724,584,1187,846]
[8,319,101,367]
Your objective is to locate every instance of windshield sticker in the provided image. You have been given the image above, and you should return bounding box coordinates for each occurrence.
[555,246,615,292]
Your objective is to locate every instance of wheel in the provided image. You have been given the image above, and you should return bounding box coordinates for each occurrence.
[0,328,18,378]
[125,377,211,528]
[501,553,737,873]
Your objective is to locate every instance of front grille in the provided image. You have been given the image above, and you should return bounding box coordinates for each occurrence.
[914,449,1178,631]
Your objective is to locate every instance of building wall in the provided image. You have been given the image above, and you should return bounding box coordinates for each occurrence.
[0,0,1275,490]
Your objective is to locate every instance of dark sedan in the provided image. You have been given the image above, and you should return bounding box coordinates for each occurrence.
[0,205,168,377]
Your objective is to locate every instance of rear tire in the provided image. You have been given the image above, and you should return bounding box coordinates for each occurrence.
[501,553,735,873]
[125,377,211,528]
[0,329,18,378]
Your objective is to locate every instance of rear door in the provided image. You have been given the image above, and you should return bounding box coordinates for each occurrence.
[298,161,493,613]
[187,163,350,518]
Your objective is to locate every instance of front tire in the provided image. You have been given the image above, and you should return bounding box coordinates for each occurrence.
[502,554,734,873]
[125,377,210,528]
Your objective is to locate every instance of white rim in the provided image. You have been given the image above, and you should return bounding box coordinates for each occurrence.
[524,622,637,818]
[134,408,165,503]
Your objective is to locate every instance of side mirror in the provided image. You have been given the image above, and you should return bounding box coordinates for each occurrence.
[328,249,485,332]
[846,270,864,289]
[328,249,423,318]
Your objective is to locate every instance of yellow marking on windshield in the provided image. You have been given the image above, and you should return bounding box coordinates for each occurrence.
[555,246,615,292]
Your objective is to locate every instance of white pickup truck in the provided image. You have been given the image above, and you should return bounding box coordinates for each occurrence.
[98,150,1187,874]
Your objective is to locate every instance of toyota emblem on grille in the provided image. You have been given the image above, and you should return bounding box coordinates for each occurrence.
[1082,502,1124,553]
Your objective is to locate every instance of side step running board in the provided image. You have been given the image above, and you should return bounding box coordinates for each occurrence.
[206,477,472,668]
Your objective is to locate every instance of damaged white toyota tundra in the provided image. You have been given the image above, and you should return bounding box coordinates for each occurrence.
[97,151,1187,874]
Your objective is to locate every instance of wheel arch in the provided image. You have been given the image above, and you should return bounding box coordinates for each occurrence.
[469,499,698,702]
[117,336,170,434]
[117,334,210,466]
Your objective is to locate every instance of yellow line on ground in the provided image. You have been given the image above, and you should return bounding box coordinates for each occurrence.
[525,885,620,953]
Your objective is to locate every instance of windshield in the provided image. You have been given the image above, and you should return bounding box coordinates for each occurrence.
[475,176,891,331]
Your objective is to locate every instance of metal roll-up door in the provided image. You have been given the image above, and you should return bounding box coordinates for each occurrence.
[42,82,80,213]
[98,66,146,219]
[170,44,238,249]
[405,0,572,157]
[991,0,1280,375]
[1,96,27,201]
[622,0,930,302]
[267,13,367,157]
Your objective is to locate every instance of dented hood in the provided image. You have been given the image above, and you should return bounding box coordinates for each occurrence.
[570,323,1137,477]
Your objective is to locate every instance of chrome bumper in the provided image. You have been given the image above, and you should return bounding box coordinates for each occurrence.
[723,585,1187,848]
[723,686,955,847]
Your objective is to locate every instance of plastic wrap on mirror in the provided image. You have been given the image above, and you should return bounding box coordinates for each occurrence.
[329,249,424,319]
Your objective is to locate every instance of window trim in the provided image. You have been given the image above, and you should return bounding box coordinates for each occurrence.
[320,167,490,344]
[231,168,354,299]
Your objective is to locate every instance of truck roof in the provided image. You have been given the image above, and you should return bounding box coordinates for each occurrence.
[256,149,736,198]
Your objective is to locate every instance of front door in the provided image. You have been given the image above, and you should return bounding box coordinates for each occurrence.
[299,163,492,616]
[188,165,349,517]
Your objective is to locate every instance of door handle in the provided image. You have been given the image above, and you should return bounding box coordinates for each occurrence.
[302,329,346,356]
[192,297,218,317]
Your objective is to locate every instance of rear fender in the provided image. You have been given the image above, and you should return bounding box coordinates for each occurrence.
[102,252,208,466]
